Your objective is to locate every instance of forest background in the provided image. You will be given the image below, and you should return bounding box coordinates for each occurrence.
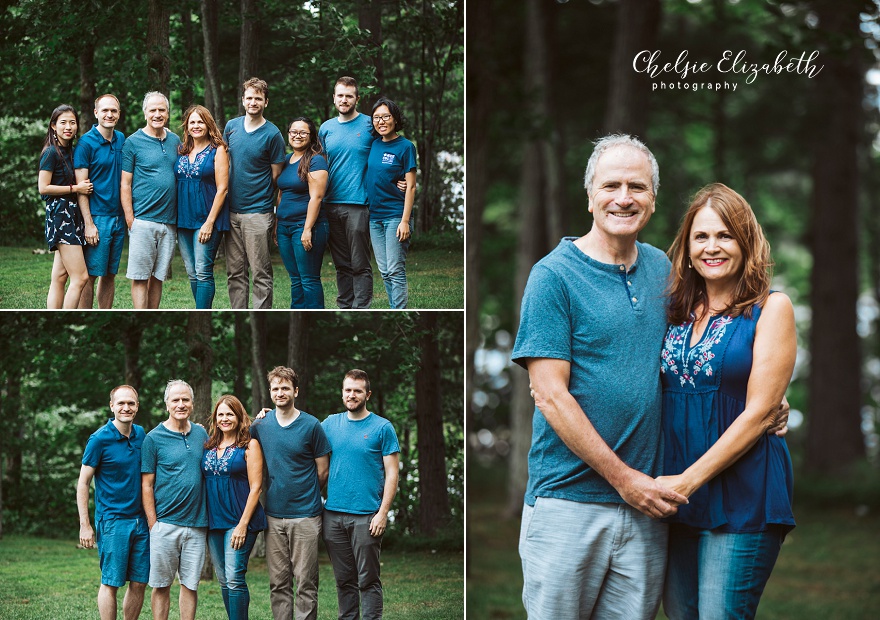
[0,0,464,245]
[467,0,880,616]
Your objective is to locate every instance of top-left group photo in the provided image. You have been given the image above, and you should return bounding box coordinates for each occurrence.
[0,0,464,311]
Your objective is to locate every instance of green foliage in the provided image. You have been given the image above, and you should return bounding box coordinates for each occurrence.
[0,117,49,245]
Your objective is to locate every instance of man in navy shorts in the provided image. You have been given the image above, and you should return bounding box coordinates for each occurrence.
[77,385,149,620]
[74,94,126,309]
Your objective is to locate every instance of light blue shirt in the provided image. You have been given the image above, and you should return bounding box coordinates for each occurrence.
[318,113,375,205]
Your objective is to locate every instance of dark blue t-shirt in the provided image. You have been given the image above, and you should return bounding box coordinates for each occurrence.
[251,410,332,519]
[276,154,329,223]
[39,146,76,202]
[365,136,417,221]
[223,116,287,214]
[74,125,125,217]
[82,419,146,522]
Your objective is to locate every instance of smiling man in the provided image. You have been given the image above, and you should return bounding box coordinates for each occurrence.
[121,92,181,309]
[141,380,208,620]
[222,77,288,309]
[74,94,126,309]
[511,134,689,619]
[77,385,148,620]
[250,366,331,620]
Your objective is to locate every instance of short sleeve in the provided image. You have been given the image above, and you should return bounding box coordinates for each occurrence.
[140,434,157,474]
[312,420,332,457]
[511,263,574,368]
[269,130,287,165]
[380,422,400,456]
[73,141,93,170]
[82,433,102,468]
[310,155,329,173]
[121,138,136,174]
[39,148,56,172]
[317,124,328,152]
[402,142,417,173]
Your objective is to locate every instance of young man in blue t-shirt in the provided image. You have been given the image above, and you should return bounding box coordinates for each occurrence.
[251,366,331,620]
[222,77,288,309]
[77,385,148,620]
[321,369,400,620]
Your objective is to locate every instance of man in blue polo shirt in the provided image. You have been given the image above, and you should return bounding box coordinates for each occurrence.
[74,94,126,309]
[121,92,181,309]
[141,380,209,620]
[77,384,148,620]
[251,366,331,620]
[223,77,287,309]
[322,369,399,620]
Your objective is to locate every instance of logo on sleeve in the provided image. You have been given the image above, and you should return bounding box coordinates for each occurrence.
[382,153,396,165]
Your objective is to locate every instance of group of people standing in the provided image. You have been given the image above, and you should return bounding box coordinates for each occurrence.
[77,368,400,620]
[39,76,418,310]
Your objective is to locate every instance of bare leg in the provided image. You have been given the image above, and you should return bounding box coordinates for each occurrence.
[179,585,198,620]
[122,581,146,620]
[96,274,117,309]
[150,586,170,620]
[131,280,150,309]
[47,252,68,309]
[57,244,89,309]
[79,275,97,309]
[97,584,119,620]
[147,276,163,309]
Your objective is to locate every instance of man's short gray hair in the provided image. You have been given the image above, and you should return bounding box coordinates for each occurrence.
[164,379,194,402]
[142,91,170,113]
[583,134,660,197]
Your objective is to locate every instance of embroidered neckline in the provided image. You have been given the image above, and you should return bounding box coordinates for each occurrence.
[204,444,236,475]
[661,315,733,388]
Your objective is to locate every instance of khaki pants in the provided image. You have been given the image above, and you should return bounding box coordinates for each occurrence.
[266,514,322,620]
[225,211,274,309]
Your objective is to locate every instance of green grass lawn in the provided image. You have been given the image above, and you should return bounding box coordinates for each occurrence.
[0,236,463,309]
[467,463,880,620]
[0,535,463,619]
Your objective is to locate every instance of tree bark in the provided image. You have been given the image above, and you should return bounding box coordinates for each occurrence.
[201,0,225,125]
[358,0,384,106]
[147,0,171,93]
[78,41,97,132]
[238,0,261,116]
[416,313,450,535]
[187,313,213,426]
[180,5,195,110]
[287,313,311,406]
[249,312,269,414]
[234,313,247,400]
[805,0,865,473]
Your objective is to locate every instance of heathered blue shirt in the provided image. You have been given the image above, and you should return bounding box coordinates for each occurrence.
[511,238,670,506]
[365,136,417,221]
[322,412,400,515]
[121,129,181,224]
[318,113,374,205]
[223,116,287,214]
[74,125,125,217]
[82,419,146,522]
[141,422,209,527]
[251,410,332,518]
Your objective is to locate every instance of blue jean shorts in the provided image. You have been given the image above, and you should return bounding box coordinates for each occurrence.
[126,218,176,281]
[84,214,126,277]
[97,517,150,587]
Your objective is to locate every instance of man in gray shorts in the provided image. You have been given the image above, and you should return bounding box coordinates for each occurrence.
[141,380,208,620]
[121,92,181,309]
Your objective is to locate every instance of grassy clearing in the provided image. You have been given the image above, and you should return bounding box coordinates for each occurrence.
[0,535,463,620]
[467,463,880,620]
[0,235,463,309]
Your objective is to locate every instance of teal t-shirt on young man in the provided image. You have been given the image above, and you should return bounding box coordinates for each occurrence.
[74,125,125,217]
[511,238,671,507]
[141,422,209,527]
[222,116,287,214]
[82,419,146,522]
[365,135,417,221]
[318,113,374,206]
[322,411,400,515]
[121,129,181,224]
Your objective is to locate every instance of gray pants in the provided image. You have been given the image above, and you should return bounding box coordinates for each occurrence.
[322,510,383,620]
[266,515,322,620]
[225,211,274,309]
[326,203,373,309]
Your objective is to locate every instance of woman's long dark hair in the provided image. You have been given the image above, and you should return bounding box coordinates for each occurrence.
[288,116,323,182]
[41,104,78,185]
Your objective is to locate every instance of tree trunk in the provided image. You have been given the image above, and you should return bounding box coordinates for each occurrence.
[287,313,311,407]
[180,6,195,110]
[238,0,261,116]
[805,0,865,473]
[358,0,384,105]
[416,313,450,535]
[122,318,144,394]
[147,0,171,93]
[187,313,213,426]
[249,312,269,414]
[234,313,247,400]
[201,0,225,125]
[603,0,661,137]
[78,41,97,133]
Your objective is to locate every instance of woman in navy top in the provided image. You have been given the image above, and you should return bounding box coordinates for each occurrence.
[657,183,796,619]
[274,116,329,308]
[176,104,229,308]
[203,394,266,620]
[39,104,94,308]
[365,97,417,309]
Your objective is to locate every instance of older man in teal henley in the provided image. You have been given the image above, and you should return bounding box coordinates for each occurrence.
[512,135,688,620]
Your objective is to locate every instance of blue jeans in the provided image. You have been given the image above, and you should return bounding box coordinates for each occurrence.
[663,524,785,620]
[277,219,329,309]
[207,529,257,620]
[369,218,411,309]
[177,227,222,308]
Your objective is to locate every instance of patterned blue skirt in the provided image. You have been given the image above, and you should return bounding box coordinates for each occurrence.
[45,196,85,251]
